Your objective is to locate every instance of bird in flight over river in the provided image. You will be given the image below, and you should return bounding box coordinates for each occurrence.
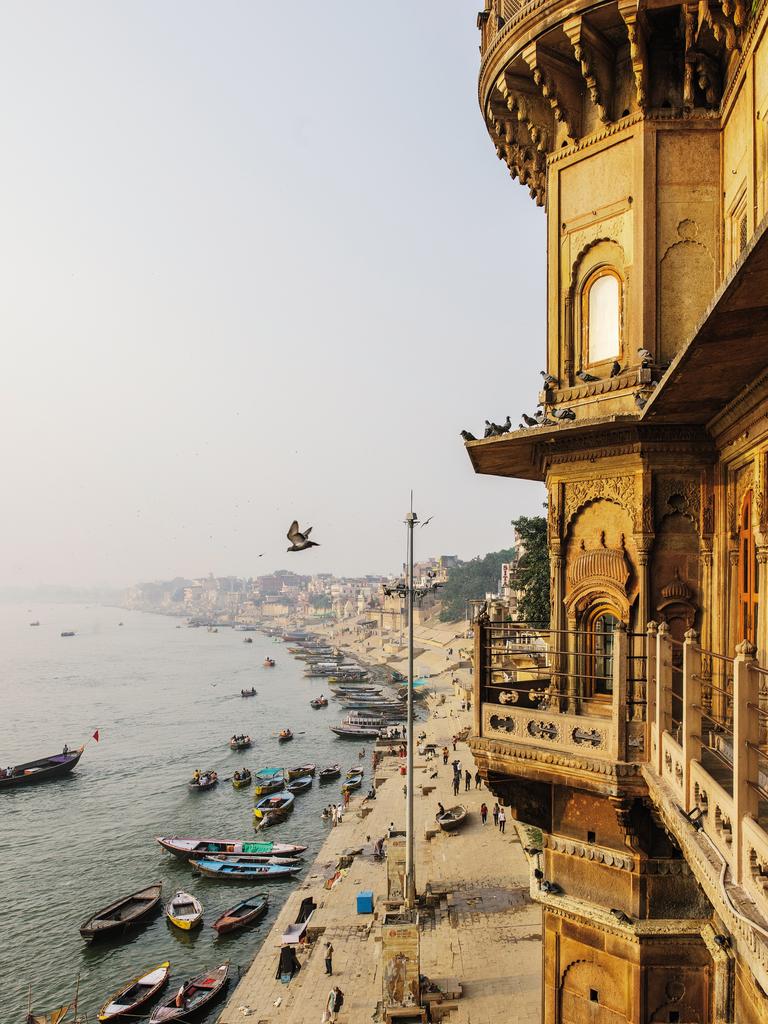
[287,521,320,552]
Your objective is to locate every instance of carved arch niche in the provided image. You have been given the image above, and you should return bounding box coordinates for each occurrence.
[658,219,715,366]
[564,498,638,627]
[568,239,627,384]
[559,957,630,1023]
[651,479,700,643]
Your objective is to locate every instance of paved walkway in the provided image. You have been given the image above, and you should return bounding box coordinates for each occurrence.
[217,680,541,1024]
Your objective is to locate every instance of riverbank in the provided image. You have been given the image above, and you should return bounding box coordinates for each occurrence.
[217,663,541,1024]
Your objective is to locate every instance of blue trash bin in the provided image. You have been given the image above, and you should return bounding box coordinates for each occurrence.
[356,890,374,914]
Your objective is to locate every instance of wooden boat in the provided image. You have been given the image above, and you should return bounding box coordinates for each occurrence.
[229,735,252,750]
[212,893,269,934]
[204,854,301,867]
[342,774,363,792]
[156,836,307,860]
[286,775,312,795]
[286,763,316,781]
[278,728,293,742]
[194,859,299,881]
[60,631,75,637]
[243,637,253,643]
[148,963,229,1023]
[310,697,328,709]
[253,792,295,822]
[29,620,40,626]
[97,961,170,1021]
[0,748,83,790]
[263,657,276,667]
[80,883,163,940]
[330,723,381,739]
[319,764,341,782]
[436,804,469,832]
[240,687,257,698]
[346,766,365,779]
[165,890,203,930]
[188,771,218,790]
[253,768,284,795]
[232,770,252,789]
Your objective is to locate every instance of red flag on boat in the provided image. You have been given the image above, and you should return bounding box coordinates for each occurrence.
[92,729,100,742]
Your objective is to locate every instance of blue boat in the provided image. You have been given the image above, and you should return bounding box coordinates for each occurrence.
[253,791,295,826]
[195,858,299,880]
[253,767,285,796]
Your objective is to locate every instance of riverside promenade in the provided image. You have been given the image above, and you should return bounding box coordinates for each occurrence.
[217,670,541,1024]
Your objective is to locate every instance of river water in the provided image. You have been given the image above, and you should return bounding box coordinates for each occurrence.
[0,604,371,1021]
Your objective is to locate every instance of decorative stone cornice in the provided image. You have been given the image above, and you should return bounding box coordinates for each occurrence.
[470,734,645,781]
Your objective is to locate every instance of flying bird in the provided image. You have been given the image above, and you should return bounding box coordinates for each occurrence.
[610,361,622,377]
[540,371,559,387]
[460,429,476,442]
[551,407,576,420]
[522,413,538,427]
[576,369,599,383]
[421,516,434,527]
[287,521,319,552]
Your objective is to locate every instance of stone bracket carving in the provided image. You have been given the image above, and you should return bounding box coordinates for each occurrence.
[521,42,581,142]
[618,0,649,109]
[562,15,615,124]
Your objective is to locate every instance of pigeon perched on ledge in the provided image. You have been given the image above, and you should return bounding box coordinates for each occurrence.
[635,391,648,410]
[551,407,576,420]
[522,413,538,427]
[637,347,654,367]
[460,429,476,442]
[576,369,600,383]
[610,361,622,377]
[540,370,559,388]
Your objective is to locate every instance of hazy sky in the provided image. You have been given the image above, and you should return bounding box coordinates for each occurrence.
[0,2,546,587]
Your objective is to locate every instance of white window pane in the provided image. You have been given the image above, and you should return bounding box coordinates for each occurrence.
[588,275,620,363]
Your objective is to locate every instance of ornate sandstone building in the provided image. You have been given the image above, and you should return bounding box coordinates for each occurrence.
[466,1,768,1020]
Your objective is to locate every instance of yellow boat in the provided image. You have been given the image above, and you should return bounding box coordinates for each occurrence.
[232,771,252,789]
[165,890,202,930]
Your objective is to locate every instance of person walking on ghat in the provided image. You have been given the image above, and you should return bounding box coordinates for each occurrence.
[331,804,338,827]
[492,802,500,827]
[480,802,488,825]
[452,773,460,797]
[498,807,507,833]
[326,986,344,1023]
[475,770,482,789]
[452,736,457,751]
[442,746,449,765]
[464,769,471,792]
[325,941,334,976]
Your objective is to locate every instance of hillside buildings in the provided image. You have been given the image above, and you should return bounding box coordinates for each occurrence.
[466,1,768,1021]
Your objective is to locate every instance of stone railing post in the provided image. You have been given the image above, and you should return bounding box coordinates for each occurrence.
[733,640,759,885]
[655,622,672,774]
[682,629,702,809]
[646,621,658,764]
[612,622,628,761]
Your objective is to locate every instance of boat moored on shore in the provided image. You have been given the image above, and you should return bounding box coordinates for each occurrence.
[148,962,229,1022]
[80,884,163,941]
[156,836,307,860]
[97,961,170,1021]
[212,893,269,934]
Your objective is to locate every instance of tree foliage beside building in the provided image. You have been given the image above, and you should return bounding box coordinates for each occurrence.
[511,515,550,624]
[438,547,518,622]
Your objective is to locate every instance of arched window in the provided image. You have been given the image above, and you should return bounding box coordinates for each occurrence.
[579,605,620,699]
[739,490,759,643]
[582,268,622,366]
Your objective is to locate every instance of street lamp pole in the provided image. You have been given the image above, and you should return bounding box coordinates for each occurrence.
[405,506,417,908]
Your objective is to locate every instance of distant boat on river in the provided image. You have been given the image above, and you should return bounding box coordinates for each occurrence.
[60,631,75,637]
[0,747,83,790]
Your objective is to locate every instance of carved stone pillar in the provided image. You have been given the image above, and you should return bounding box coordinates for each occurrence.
[756,545,768,744]
[550,541,566,705]
[700,541,714,715]
[721,545,740,723]
[566,611,578,714]
[632,536,653,722]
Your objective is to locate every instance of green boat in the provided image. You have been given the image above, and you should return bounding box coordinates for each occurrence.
[253,768,284,795]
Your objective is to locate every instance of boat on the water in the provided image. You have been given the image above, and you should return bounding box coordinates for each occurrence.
[97,961,170,1021]
[278,729,293,742]
[29,620,40,626]
[286,763,316,781]
[310,696,328,709]
[318,764,342,782]
[60,631,75,637]
[148,962,229,1023]
[346,766,365,779]
[194,859,299,881]
[243,637,253,643]
[189,770,218,791]
[0,747,84,790]
[212,893,269,934]
[342,773,364,792]
[165,890,203,930]
[330,723,381,739]
[253,792,295,824]
[286,775,313,795]
[240,687,258,698]
[80,883,163,941]
[436,804,469,832]
[232,769,252,789]
[263,657,276,667]
[253,767,284,795]
[229,735,252,751]
[204,853,302,866]
[156,836,307,860]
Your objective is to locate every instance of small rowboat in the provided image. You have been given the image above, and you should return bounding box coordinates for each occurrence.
[229,735,252,750]
[212,893,269,934]
[286,775,313,795]
[80,883,163,941]
[253,792,295,824]
[310,696,328,709]
[436,804,469,832]
[232,770,252,789]
[204,854,301,868]
[194,859,299,881]
[253,768,284,795]
[319,764,341,782]
[278,729,293,742]
[243,637,253,643]
[263,657,276,667]
[165,890,203,930]
[346,767,364,779]
[156,836,307,860]
[342,774,363,792]
[97,961,170,1021]
[0,748,84,790]
[148,962,229,1022]
[286,763,316,781]
[330,723,381,739]
[241,687,257,698]
[189,771,218,791]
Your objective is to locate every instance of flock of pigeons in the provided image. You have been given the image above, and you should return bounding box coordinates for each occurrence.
[460,347,658,442]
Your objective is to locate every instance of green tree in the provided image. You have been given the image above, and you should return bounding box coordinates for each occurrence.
[511,515,550,623]
[438,548,518,622]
